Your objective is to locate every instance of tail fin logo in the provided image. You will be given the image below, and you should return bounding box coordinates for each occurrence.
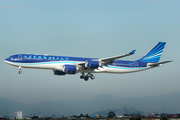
[138,42,166,63]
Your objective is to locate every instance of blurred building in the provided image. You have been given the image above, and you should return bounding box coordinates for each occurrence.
[16,111,23,119]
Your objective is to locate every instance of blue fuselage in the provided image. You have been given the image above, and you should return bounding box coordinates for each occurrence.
[5,54,149,74]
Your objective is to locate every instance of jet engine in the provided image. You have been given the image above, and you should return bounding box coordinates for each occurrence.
[53,70,66,75]
[85,60,102,68]
[64,65,78,74]
[54,65,79,74]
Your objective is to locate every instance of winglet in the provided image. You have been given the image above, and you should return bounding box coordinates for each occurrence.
[129,50,136,55]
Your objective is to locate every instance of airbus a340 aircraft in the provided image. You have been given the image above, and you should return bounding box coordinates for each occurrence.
[5,42,172,81]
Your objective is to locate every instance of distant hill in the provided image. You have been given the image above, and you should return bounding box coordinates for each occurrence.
[0,92,180,117]
[91,106,144,117]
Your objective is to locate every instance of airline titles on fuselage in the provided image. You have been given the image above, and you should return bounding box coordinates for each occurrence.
[16,55,69,61]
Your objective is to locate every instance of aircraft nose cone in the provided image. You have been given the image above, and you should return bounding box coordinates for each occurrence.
[4,58,10,62]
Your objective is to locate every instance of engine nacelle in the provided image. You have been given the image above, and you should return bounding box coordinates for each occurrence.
[53,70,66,75]
[85,60,101,68]
[64,65,78,74]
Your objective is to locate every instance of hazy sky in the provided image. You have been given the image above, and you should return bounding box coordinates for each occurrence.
[0,0,180,104]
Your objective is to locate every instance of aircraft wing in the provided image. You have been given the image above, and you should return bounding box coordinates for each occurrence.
[77,50,136,67]
[99,50,136,64]
[148,60,173,67]
[76,62,86,67]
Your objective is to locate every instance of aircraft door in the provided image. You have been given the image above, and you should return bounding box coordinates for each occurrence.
[18,55,22,61]
[134,62,138,67]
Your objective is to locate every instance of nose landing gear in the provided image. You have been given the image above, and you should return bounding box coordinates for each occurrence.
[18,67,22,74]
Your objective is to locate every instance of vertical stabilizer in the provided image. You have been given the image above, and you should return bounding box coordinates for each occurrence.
[137,42,166,63]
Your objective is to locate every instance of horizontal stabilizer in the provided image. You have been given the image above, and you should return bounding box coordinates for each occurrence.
[148,60,173,67]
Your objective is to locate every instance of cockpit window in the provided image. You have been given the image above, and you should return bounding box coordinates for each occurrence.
[10,56,14,60]
[9,56,15,60]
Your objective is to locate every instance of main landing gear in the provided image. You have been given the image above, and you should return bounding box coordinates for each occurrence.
[80,73,95,81]
[18,67,22,74]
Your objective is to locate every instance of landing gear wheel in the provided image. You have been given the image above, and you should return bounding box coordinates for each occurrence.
[18,71,22,74]
[84,76,89,81]
[90,75,95,80]
[80,73,85,79]
[80,75,84,79]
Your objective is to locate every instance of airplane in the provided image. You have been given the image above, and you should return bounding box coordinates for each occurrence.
[4,42,172,81]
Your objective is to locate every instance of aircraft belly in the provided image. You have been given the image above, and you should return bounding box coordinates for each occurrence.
[106,67,135,73]
[22,64,58,69]
[94,67,107,73]
[6,61,64,70]
[104,66,149,74]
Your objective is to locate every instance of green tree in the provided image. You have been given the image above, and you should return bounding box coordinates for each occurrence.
[107,111,116,118]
